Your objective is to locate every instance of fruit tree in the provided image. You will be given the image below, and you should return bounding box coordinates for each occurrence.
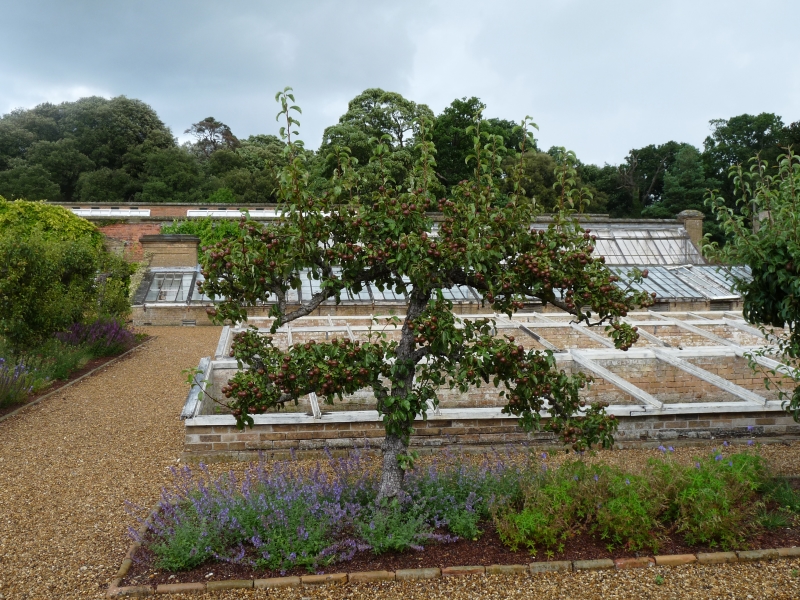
[200,88,653,500]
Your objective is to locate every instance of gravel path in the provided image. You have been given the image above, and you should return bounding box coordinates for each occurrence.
[0,325,798,599]
[0,327,220,600]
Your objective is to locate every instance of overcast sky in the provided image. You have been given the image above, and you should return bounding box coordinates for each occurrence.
[2,0,798,165]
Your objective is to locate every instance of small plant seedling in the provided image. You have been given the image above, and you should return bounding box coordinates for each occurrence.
[655,574,665,585]
[791,568,799,578]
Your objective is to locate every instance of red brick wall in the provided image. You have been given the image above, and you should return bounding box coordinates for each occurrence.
[98,222,162,261]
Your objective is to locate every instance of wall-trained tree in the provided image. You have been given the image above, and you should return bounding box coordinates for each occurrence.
[201,89,654,500]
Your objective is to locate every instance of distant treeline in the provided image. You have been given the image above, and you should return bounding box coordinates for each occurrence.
[1,90,798,228]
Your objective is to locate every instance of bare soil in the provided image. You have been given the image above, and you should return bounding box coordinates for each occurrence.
[122,517,800,587]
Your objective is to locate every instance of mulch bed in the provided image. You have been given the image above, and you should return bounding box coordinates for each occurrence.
[122,522,800,587]
[0,337,150,420]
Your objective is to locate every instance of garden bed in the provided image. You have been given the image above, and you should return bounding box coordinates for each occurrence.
[0,334,150,420]
[121,517,800,587]
[121,446,800,588]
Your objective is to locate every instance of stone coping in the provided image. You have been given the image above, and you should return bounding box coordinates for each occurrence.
[108,527,800,597]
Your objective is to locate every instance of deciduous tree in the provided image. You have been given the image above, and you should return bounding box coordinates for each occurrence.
[199,89,654,500]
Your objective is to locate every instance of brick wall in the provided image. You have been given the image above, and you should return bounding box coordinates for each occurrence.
[183,409,800,462]
[98,222,162,261]
[140,235,199,267]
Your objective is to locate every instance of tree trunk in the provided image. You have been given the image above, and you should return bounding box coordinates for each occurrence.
[376,433,407,502]
[374,291,429,502]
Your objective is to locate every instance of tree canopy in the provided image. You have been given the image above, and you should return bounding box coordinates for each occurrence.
[199,89,653,500]
[0,94,794,227]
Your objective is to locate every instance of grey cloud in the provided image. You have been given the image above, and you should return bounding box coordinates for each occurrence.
[1,0,798,164]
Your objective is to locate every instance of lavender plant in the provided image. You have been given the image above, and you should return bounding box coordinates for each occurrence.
[0,357,34,408]
[56,318,134,357]
[131,451,510,573]
[131,448,782,573]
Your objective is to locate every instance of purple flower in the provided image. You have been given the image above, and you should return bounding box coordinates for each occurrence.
[747,425,754,431]
[624,479,630,486]
[723,441,729,447]
[668,446,674,452]
[541,452,548,460]
[695,462,701,469]
[658,445,667,453]
[747,440,754,446]
[593,474,599,482]
[715,454,723,461]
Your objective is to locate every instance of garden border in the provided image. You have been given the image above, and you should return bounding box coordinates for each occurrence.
[0,337,153,425]
[107,505,800,597]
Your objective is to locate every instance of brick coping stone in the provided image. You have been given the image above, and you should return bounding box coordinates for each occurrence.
[107,546,800,596]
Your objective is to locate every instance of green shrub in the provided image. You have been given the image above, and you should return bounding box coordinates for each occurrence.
[0,197,103,248]
[494,461,586,554]
[0,198,132,351]
[95,252,135,320]
[161,218,241,248]
[591,468,664,552]
[653,450,767,549]
[494,450,767,555]
[0,232,99,350]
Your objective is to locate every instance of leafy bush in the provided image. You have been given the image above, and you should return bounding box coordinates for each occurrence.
[0,198,133,352]
[591,468,663,553]
[95,252,135,320]
[494,461,586,553]
[0,357,35,408]
[161,218,241,248]
[655,450,767,549]
[0,197,103,248]
[494,449,769,555]
[0,232,99,350]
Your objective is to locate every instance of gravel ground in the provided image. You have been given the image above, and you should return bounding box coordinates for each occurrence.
[0,325,799,599]
[0,327,219,600]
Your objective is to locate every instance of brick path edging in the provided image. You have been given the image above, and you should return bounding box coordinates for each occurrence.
[107,546,800,597]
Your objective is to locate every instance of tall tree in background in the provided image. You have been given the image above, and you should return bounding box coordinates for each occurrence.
[432,97,527,189]
[613,142,685,217]
[185,117,240,158]
[703,113,787,200]
[0,96,175,202]
[26,139,95,201]
[641,145,719,218]
[0,162,60,201]
[316,89,434,193]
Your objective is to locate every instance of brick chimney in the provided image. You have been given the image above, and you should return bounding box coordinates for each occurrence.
[677,210,704,251]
